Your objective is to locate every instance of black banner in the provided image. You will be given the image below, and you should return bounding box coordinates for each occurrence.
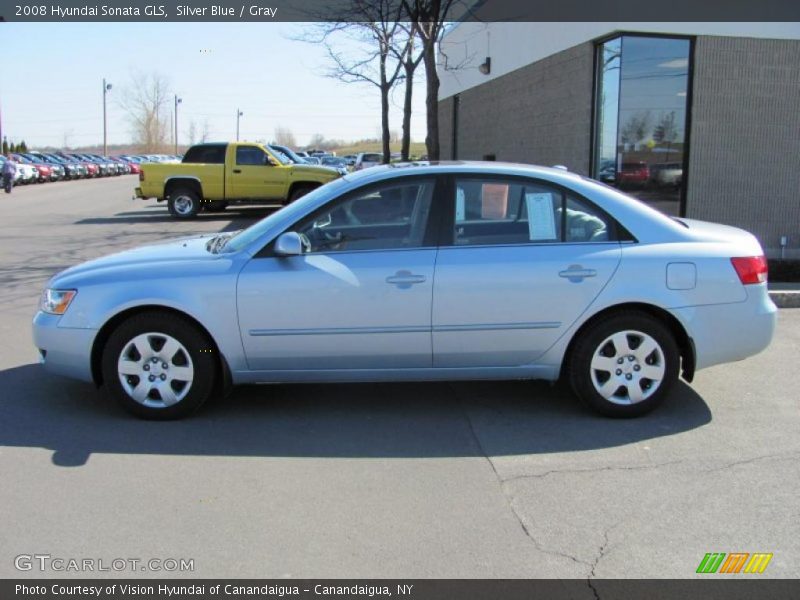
[1,0,800,22]
[3,580,800,600]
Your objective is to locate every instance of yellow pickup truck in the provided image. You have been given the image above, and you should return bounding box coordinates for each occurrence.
[135,142,341,219]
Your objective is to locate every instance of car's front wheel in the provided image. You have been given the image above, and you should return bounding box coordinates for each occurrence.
[569,311,679,417]
[102,311,217,419]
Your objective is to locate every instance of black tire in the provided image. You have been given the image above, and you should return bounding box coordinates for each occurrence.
[568,310,679,418]
[204,200,228,212]
[288,184,316,203]
[167,187,201,219]
[101,311,217,420]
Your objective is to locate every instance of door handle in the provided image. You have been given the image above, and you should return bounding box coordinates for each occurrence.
[232,169,242,174]
[386,270,427,289]
[558,265,597,282]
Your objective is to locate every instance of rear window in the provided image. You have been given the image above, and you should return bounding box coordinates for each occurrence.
[182,144,227,164]
[362,154,381,162]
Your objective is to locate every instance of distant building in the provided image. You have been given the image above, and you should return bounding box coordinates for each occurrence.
[437,22,800,257]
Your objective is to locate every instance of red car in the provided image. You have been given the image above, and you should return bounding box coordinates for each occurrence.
[618,161,650,186]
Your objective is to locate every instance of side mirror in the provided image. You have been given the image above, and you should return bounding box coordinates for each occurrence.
[266,156,278,166]
[274,231,303,256]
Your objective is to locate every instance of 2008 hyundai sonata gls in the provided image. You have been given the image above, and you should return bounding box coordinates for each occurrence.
[33,162,776,419]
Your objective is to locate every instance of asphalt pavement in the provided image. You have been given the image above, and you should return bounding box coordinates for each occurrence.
[0,177,797,586]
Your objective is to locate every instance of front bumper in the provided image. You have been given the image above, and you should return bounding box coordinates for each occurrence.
[32,312,97,383]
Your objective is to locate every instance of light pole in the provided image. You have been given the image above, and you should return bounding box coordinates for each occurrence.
[236,109,243,141]
[174,95,182,155]
[102,78,112,156]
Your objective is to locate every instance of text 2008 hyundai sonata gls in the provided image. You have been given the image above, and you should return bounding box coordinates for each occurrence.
[33,162,776,419]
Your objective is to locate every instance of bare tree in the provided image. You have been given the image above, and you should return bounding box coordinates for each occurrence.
[299,1,408,164]
[389,21,425,160]
[307,133,326,150]
[621,111,652,149]
[199,119,211,143]
[274,126,297,147]
[118,72,172,153]
[402,0,460,161]
[187,120,198,145]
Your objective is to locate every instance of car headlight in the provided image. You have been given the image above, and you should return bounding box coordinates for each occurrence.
[40,289,77,315]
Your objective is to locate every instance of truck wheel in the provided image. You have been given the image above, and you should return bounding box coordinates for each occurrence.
[204,201,228,212]
[288,185,316,203]
[168,188,200,219]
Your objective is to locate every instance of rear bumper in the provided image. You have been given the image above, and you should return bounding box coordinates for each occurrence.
[32,312,97,383]
[672,284,777,371]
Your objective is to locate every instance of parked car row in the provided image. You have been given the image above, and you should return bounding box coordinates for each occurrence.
[1,151,183,185]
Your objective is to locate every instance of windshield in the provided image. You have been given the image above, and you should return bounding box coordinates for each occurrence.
[269,145,306,164]
[224,178,349,253]
[266,147,291,165]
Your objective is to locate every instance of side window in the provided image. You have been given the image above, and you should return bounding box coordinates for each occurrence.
[294,179,435,253]
[564,195,612,242]
[452,178,616,246]
[183,145,226,164]
[453,179,562,246]
[236,146,267,166]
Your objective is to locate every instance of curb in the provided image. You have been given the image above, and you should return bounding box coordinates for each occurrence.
[769,291,800,309]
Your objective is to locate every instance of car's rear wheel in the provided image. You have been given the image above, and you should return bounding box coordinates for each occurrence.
[168,188,200,219]
[102,311,217,419]
[568,311,679,417]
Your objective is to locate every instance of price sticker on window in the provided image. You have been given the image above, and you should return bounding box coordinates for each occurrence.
[525,193,557,241]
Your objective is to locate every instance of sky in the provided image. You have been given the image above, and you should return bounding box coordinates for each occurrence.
[0,22,428,149]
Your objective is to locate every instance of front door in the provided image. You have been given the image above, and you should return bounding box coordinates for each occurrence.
[237,176,441,371]
[228,145,286,200]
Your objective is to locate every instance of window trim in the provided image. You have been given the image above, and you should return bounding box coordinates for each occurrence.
[590,32,695,218]
[441,173,627,248]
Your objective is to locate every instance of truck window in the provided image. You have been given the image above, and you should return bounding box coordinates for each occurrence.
[182,144,227,164]
[236,146,268,166]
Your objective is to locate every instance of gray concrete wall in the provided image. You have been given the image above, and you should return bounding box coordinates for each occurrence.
[687,36,800,257]
[438,42,595,175]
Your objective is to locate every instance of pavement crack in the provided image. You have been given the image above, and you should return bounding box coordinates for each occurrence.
[501,460,684,484]
[587,526,614,600]
[453,385,591,572]
[701,452,800,473]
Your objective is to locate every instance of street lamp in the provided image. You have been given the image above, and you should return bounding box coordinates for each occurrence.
[236,109,243,141]
[102,78,112,156]
[174,95,182,155]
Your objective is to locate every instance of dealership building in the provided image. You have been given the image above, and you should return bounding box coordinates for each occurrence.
[437,22,800,257]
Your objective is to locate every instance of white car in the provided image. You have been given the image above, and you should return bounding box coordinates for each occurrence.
[354,152,382,171]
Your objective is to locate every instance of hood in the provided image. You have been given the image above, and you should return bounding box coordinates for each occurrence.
[51,234,220,286]
[290,164,340,178]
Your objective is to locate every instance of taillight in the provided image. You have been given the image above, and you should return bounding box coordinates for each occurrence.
[731,256,768,285]
[139,171,145,182]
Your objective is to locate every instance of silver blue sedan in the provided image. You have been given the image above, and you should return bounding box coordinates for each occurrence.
[33,162,777,419]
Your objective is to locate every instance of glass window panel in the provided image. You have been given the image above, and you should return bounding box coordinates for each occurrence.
[594,36,690,217]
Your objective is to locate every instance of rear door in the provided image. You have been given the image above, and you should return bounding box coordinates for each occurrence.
[432,175,622,367]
